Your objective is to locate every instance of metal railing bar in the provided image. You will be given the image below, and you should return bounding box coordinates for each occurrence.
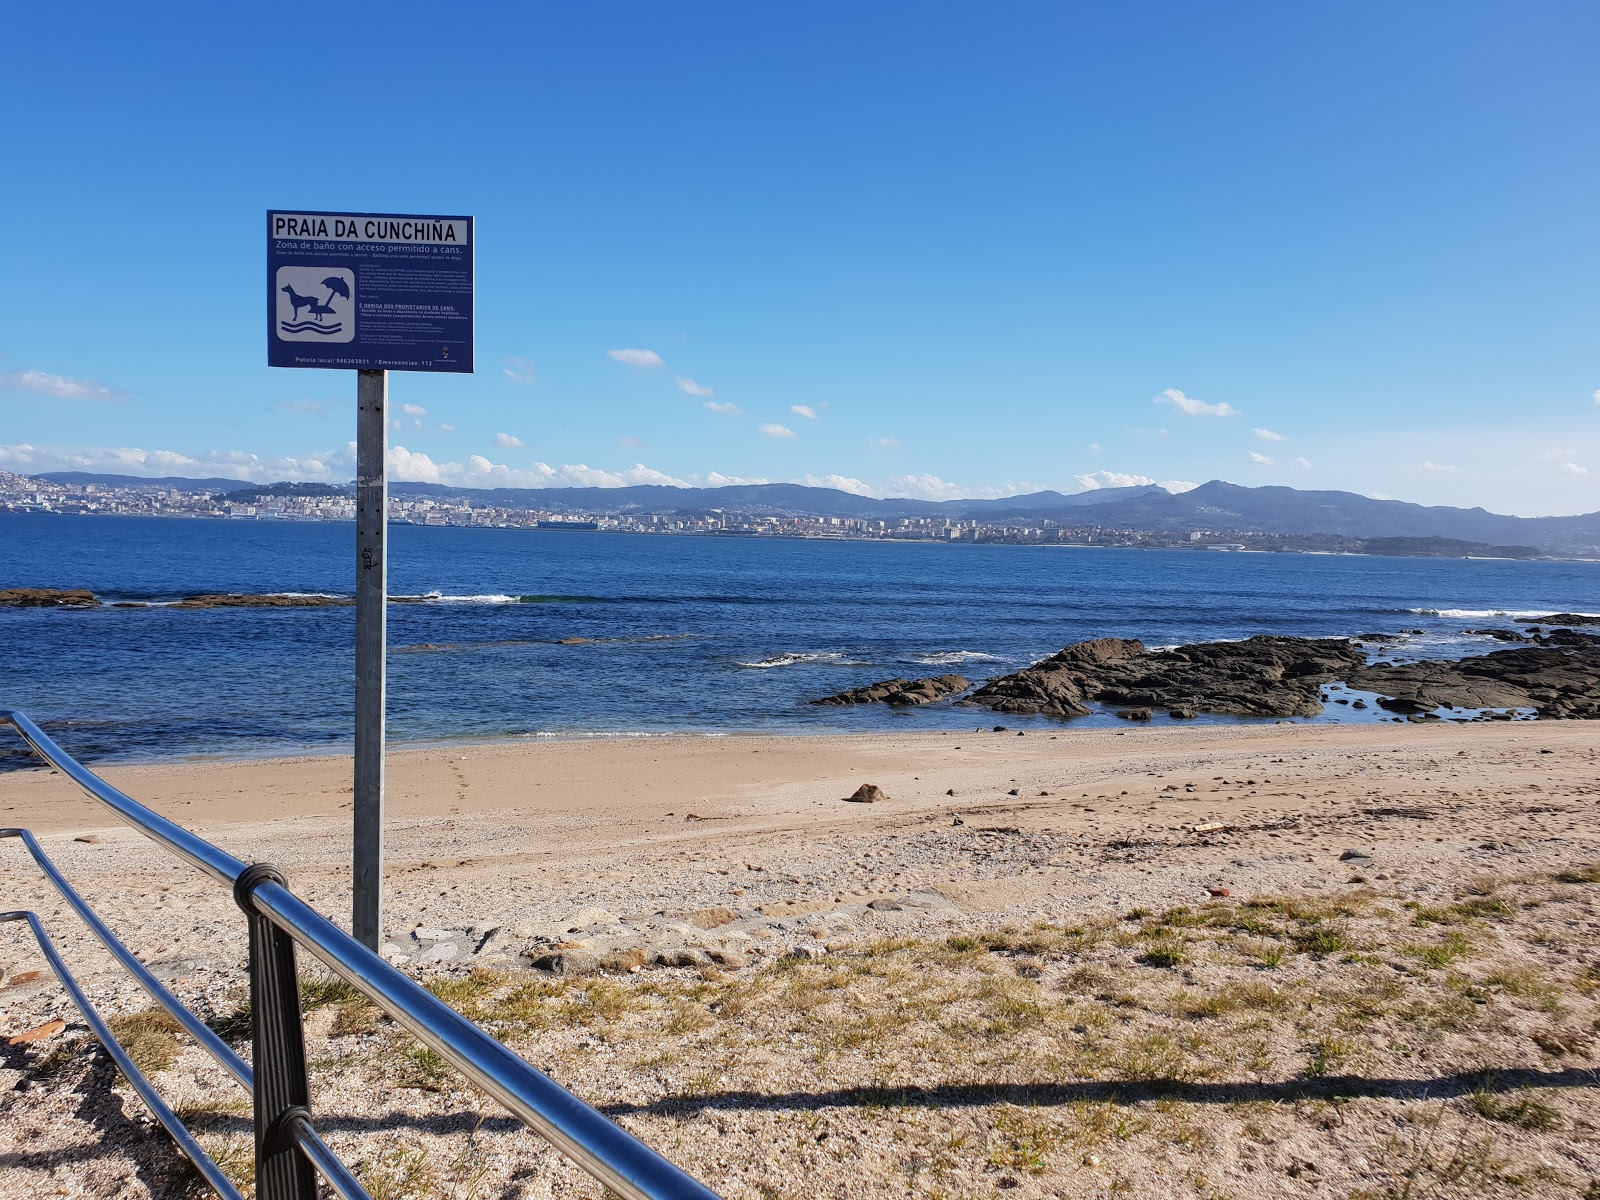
[0,710,249,887]
[0,827,252,1089]
[247,884,723,1200]
[4,709,724,1200]
[0,909,246,1200]
[287,1114,374,1200]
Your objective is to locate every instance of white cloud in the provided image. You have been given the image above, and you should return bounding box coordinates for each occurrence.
[616,435,651,449]
[0,369,127,402]
[1250,452,1274,465]
[674,376,713,397]
[541,462,689,488]
[881,474,1046,501]
[1593,389,1600,406]
[0,438,1218,505]
[1289,456,1312,469]
[883,473,974,501]
[608,348,663,368]
[388,445,442,482]
[389,451,698,490]
[0,441,351,483]
[1562,462,1589,477]
[1541,446,1577,460]
[703,401,743,415]
[494,432,525,448]
[503,356,537,385]
[1252,427,1286,442]
[759,423,796,439]
[1422,461,1458,473]
[790,405,817,420]
[868,436,901,449]
[798,473,875,496]
[438,423,457,433]
[1156,388,1238,417]
[1073,471,1197,494]
[1075,470,1156,490]
[402,403,427,417]
[1088,442,1102,452]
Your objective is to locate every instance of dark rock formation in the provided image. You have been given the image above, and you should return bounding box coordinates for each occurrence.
[1535,613,1600,627]
[1465,629,1528,642]
[1348,642,1600,719]
[964,635,1364,720]
[171,593,352,608]
[0,588,97,608]
[811,674,969,707]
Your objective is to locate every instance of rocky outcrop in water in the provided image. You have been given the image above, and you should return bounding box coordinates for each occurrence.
[964,635,1365,720]
[1535,613,1600,627]
[811,674,969,707]
[0,588,98,608]
[1348,641,1600,718]
[171,593,351,608]
[963,629,1600,721]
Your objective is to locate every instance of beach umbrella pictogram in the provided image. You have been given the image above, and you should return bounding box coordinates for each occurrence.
[322,276,351,309]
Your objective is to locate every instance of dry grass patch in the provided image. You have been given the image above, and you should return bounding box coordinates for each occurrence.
[75,869,1595,1200]
[104,1007,184,1074]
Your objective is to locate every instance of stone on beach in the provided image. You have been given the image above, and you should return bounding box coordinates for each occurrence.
[844,783,889,803]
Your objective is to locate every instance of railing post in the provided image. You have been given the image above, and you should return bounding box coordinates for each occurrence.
[235,864,316,1200]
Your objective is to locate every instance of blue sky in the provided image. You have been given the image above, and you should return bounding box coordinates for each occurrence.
[3,2,1597,515]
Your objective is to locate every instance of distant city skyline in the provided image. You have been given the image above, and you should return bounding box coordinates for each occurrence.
[3,3,1597,516]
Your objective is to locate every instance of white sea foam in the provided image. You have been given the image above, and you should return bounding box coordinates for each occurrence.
[1408,607,1599,620]
[412,591,523,604]
[913,650,1003,665]
[735,651,852,669]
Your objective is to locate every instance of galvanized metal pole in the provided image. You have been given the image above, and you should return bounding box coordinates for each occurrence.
[353,368,388,950]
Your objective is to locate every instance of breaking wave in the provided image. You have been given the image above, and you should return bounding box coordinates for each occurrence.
[912,650,1004,665]
[408,592,524,604]
[400,595,611,604]
[1408,607,1599,620]
[735,651,856,669]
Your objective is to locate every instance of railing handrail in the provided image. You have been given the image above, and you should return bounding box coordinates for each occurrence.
[1,709,723,1200]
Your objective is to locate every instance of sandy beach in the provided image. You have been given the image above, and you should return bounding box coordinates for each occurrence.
[3,722,1598,1198]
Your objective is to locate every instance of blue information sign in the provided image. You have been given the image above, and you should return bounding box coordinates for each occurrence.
[267,210,474,372]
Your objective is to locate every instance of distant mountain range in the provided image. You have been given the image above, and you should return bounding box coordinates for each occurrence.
[32,472,1600,555]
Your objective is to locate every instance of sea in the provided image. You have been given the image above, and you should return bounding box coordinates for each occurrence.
[2,513,1596,767]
